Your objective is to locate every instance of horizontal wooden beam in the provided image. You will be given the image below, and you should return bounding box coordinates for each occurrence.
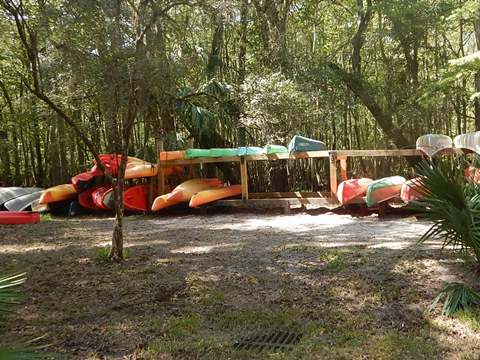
[159,149,427,166]
[216,197,340,210]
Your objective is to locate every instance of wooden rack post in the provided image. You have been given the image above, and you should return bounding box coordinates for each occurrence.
[339,156,348,182]
[329,151,338,197]
[156,138,165,197]
[240,156,249,201]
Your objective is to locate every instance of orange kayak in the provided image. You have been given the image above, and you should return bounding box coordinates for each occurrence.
[189,185,242,208]
[337,178,373,205]
[39,184,77,204]
[401,178,425,203]
[124,163,183,179]
[152,178,223,211]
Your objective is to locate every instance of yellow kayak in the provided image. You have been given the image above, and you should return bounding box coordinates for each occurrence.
[39,184,77,204]
[151,178,223,211]
[189,185,242,208]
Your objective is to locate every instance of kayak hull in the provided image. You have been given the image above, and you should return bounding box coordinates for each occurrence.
[337,178,373,205]
[152,178,223,211]
[0,211,40,225]
[123,184,150,212]
[4,191,44,211]
[366,176,406,207]
[0,187,43,207]
[401,178,425,203]
[189,185,242,207]
[39,184,77,204]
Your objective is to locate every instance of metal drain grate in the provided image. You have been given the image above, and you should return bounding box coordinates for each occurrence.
[233,329,302,352]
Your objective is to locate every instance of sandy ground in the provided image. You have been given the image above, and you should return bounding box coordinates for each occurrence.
[0,211,479,359]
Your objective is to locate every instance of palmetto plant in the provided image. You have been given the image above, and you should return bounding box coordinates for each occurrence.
[0,273,52,359]
[415,159,480,315]
[416,160,480,263]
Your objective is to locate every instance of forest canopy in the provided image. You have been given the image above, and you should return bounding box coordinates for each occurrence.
[0,0,479,188]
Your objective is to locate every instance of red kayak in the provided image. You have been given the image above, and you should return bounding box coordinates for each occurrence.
[78,186,102,210]
[0,211,40,225]
[123,184,150,212]
[337,178,373,205]
[92,186,111,210]
[72,167,103,192]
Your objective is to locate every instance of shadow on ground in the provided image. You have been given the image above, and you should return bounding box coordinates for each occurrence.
[0,212,478,359]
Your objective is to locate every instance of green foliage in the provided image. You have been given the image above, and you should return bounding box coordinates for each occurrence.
[428,282,480,316]
[94,246,130,262]
[415,160,480,263]
[0,273,53,359]
[0,273,26,315]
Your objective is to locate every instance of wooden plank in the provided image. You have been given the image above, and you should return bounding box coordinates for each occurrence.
[159,149,425,166]
[216,197,340,210]
[335,149,424,157]
[159,156,241,166]
[250,191,331,199]
[156,138,165,196]
[340,157,348,181]
[240,157,249,201]
[329,151,338,196]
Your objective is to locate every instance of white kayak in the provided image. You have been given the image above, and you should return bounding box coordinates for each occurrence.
[0,187,43,207]
[416,134,453,156]
[4,190,44,211]
[454,132,480,154]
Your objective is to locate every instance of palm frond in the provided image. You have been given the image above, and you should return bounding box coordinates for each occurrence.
[0,273,26,315]
[428,282,480,316]
[414,160,480,263]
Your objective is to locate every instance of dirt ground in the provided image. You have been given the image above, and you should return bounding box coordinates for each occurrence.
[1,210,480,359]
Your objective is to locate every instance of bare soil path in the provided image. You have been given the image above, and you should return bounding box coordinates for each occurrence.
[1,212,479,359]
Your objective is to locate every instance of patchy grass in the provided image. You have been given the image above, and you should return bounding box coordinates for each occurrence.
[0,214,478,359]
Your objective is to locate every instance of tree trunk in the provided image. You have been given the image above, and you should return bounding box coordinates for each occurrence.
[475,20,480,130]
[206,17,224,80]
[238,0,248,84]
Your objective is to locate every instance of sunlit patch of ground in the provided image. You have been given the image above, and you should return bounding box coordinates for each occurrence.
[1,212,479,359]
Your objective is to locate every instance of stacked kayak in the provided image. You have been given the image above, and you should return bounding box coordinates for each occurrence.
[4,190,45,212]
[400,178,425,203]
[0,211,40,225]
[152,178,224,211]
[366,176,406,207]
[337,178,373,205]
[288,135,326,152]
[39,184,77,205]
[189,185,242,208]
[454,132,480,153]
[0,187,43,209]
[416,134,453,157]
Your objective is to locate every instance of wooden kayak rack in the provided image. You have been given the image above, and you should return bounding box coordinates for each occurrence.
[155,148,434,211]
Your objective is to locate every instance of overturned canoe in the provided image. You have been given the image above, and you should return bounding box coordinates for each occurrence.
[0,211,40,225]
[288,135,326,152]
[0,187,43,207]
[400,178,425,203]
[4,190,44,212]
[416,134,453,156]
[264,144,288,155]
[337,178,373,205]
[454,132,480,154]
[92,186,111,210]
[152,178,223,211]
[79,186,102,210]
[366,176,406,207]
[39,184,77,205]
[72,168,103,192]
[123,184,151,212]
[189,185,242,208]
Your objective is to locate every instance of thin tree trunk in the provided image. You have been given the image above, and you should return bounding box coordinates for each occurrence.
[474,20,480,130]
